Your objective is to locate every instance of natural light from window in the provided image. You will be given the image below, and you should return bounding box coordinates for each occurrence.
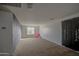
[27,27,35,35]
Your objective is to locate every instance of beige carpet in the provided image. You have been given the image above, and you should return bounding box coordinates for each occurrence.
[15,38,79,56]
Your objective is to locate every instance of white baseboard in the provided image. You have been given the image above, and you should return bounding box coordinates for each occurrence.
[0,53,10,56]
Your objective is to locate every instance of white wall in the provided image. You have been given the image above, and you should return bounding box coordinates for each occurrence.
[12,14,21,53]
[39,13,79,45]
[40,20,62,45]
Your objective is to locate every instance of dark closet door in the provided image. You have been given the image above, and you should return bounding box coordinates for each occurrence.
[62,17,79,51]
[71,18,79,50]
[62,20,72,48]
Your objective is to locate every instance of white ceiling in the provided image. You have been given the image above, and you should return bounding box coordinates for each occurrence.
[4,3,79,26]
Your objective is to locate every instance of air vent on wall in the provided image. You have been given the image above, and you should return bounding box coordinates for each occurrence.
[27,3,33,8]
[50,18,54,20]
[0,3,21,8]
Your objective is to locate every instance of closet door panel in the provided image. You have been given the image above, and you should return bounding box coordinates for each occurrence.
[62,17,79,51]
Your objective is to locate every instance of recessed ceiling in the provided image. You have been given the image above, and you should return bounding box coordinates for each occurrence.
[3,3,79,26]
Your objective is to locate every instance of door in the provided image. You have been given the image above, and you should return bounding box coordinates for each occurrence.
[0,11,13,54]
[62,17,79,51]
[71,18,79,50]
[62,20,72,48]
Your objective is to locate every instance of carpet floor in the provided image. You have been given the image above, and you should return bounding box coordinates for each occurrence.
[15,38,79,56]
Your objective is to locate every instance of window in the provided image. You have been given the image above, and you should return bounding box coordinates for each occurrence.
[27,27,35,35]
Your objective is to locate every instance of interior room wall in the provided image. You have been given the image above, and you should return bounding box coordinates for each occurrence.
[40,20,62,45]
[39,13,79,45]
[12,14,21,53]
